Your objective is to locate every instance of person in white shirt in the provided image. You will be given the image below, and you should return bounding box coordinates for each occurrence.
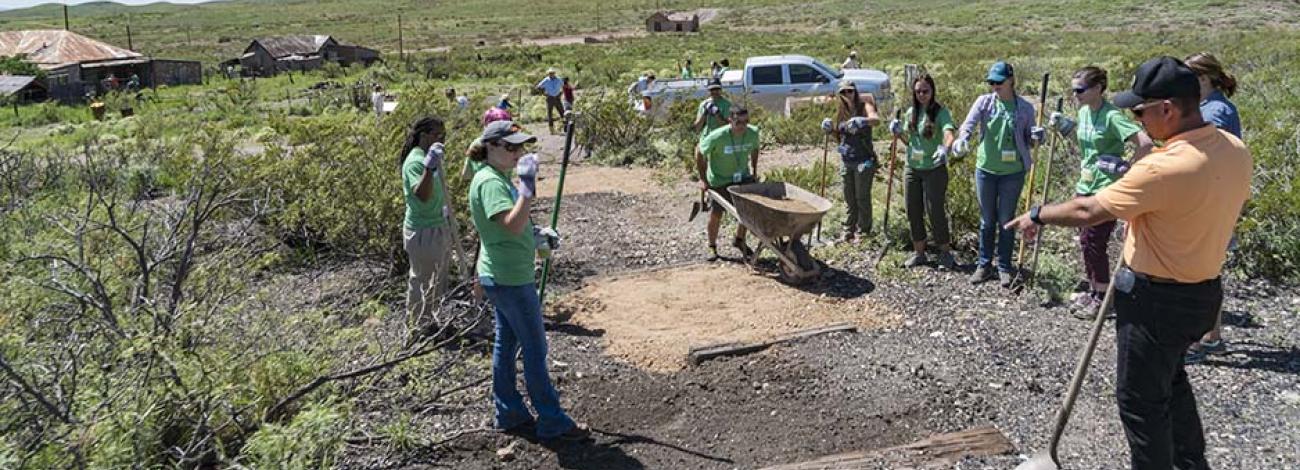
[842,51,860,70]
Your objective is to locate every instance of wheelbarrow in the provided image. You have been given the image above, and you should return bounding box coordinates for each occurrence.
[707,182,832,284]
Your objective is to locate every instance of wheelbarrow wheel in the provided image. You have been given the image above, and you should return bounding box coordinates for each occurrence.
[777,237,821,284]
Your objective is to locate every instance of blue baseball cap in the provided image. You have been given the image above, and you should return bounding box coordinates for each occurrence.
[986,61,1014,82]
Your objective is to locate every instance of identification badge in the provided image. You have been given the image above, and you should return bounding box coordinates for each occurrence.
[1114,267,1135,294]
[1001,150,1018,163]
[479,275,497,287]
[910,146,925,161]
[732,171,743,183]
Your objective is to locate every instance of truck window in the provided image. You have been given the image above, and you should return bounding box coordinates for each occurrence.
[751,65,783,85]
[789,64,826,84]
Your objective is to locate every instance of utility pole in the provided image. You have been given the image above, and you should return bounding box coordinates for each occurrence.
[63,4,69,31]
[397,13,405,63]
[126,22,133,51]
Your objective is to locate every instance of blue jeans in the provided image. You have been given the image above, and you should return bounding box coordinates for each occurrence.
[485,282,576,438]
[975,169,1026,272]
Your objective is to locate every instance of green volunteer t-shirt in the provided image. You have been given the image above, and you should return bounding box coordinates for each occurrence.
[469,165,536,286]
[696,96,732,138]
[903,106,956,170]
[698,124,760,188]
[402,147,448,230]
[977,98,1024,175]
[1075,101,1142,195]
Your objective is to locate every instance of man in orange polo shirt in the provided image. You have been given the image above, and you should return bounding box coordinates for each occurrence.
[1006,56,1251,470]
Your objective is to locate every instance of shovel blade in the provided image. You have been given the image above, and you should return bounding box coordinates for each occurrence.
[687,202,702,222]
[1014,451,1059,470]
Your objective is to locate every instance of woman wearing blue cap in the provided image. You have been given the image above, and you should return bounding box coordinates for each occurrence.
[953,61,1045,288]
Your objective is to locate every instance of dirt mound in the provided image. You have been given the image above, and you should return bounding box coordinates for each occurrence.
[553,263,897,371]
[536,164,659,197]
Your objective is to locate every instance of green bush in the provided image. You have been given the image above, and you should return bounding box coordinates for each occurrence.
[239,402,350,470]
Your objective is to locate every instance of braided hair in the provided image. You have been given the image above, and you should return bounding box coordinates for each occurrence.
[398,116,445,168]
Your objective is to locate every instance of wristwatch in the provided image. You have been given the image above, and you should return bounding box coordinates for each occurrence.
[1029,205,1044,225]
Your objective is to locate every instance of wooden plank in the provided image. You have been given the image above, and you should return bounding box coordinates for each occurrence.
[686,323,857,366]
[760,426,1014,470]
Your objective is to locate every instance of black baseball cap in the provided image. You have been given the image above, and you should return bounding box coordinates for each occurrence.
[1113,56,1201,109]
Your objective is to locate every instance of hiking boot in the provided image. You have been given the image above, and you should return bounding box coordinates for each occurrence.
[935,251,957,270]
[840,231,857,244]
[706,244,719,262]
[998,271,1014,288]
[904,252,928,268]
[1185,339,1227,365]
[732,237,754,259]
[968,264,994,284]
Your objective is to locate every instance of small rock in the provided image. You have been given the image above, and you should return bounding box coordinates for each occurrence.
[1279,391,1300,406]
[497,442,517,462]
[930,331,944,338]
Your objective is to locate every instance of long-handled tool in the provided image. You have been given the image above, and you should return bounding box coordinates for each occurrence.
[1017,73,1051,268]
[436,167,471,281]
[814,131,830,241]
[1024,97,1065,289]
[1015,262,1123,470]
[872,109,903,267]
[537,112,577,304]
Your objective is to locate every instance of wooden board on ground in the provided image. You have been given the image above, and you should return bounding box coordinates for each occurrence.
[759,426,1014,470]
[687,323,857,366]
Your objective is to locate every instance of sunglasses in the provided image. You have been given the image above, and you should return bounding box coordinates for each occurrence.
[1072,85,1092,95]
[913,88,932,95]
[1131,99,1169,118]
[986,79,1006,86]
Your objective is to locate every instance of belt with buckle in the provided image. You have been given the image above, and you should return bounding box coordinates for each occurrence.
[1132,271,1214,285]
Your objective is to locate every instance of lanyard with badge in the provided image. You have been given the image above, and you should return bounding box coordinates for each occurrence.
[728,130,746,183]
[909,110,926,163]
[996,100,1017,164]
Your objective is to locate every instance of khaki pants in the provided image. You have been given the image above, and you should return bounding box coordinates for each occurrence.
[404,225,452,327]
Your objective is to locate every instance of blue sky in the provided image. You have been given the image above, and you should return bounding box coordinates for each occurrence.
[0,0,222,10]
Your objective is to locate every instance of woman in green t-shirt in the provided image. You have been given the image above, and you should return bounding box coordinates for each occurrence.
[953,61,1046,288]
[466,121,588,442]
[1046,66,1152,315]
[399,116,452,326]
[889,74,957,269]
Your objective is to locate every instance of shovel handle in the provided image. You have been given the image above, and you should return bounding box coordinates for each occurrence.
[1046,262,1125,461]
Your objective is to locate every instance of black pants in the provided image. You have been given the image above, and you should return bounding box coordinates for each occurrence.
[904,165,950,246]
[545,95,564,128]
[1115,274,1221,470]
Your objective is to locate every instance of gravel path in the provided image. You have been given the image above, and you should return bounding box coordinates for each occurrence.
[339,157,1299,469]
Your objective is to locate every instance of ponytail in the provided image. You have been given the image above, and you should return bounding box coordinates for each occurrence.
[399,116,444,168]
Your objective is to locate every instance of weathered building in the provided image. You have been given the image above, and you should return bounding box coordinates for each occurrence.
[0,30,202,101]
[646,11,700,33]
[234,35,380,76]
[0,75,48,102]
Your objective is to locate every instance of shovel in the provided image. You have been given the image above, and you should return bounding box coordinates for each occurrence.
[688,189,709,222]
[1015,262,1124,470]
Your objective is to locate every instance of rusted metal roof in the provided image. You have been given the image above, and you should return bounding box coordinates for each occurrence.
[0,30,141,70]
[0,75,44,96]
[250,35,336,59]
[649,11,697,22]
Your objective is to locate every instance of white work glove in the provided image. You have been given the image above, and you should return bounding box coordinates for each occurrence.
[840,116,870,135]
[820,118,834,133]
[533,226,560,258]
[888,119,903,137]
[442,204,452,221]
[1030,126,1046,144]
[932,145,949,166]
[515,153,539,199]
[952,137,969,157]
[1048,112,1076,135]
[423,142,445,170]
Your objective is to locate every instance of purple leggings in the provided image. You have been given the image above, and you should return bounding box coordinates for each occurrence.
[1080,219,1117,286]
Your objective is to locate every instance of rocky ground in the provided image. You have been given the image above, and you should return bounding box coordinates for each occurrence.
[338,143,1299,469]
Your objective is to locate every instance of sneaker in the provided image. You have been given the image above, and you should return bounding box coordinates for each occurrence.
[969,264,994,284]
[998,271,1014,288]
[935,251,957,270]
[1070,292,1102,320]
[840,231,857,244]
[548,423,591,442]
[1185,339,1227,364]
[706,244,719,262]
[904,252,928,268]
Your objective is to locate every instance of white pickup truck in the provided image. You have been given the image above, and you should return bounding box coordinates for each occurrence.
[642,55,892,115]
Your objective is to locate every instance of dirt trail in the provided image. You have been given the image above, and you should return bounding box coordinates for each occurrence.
[555,263,897,371]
